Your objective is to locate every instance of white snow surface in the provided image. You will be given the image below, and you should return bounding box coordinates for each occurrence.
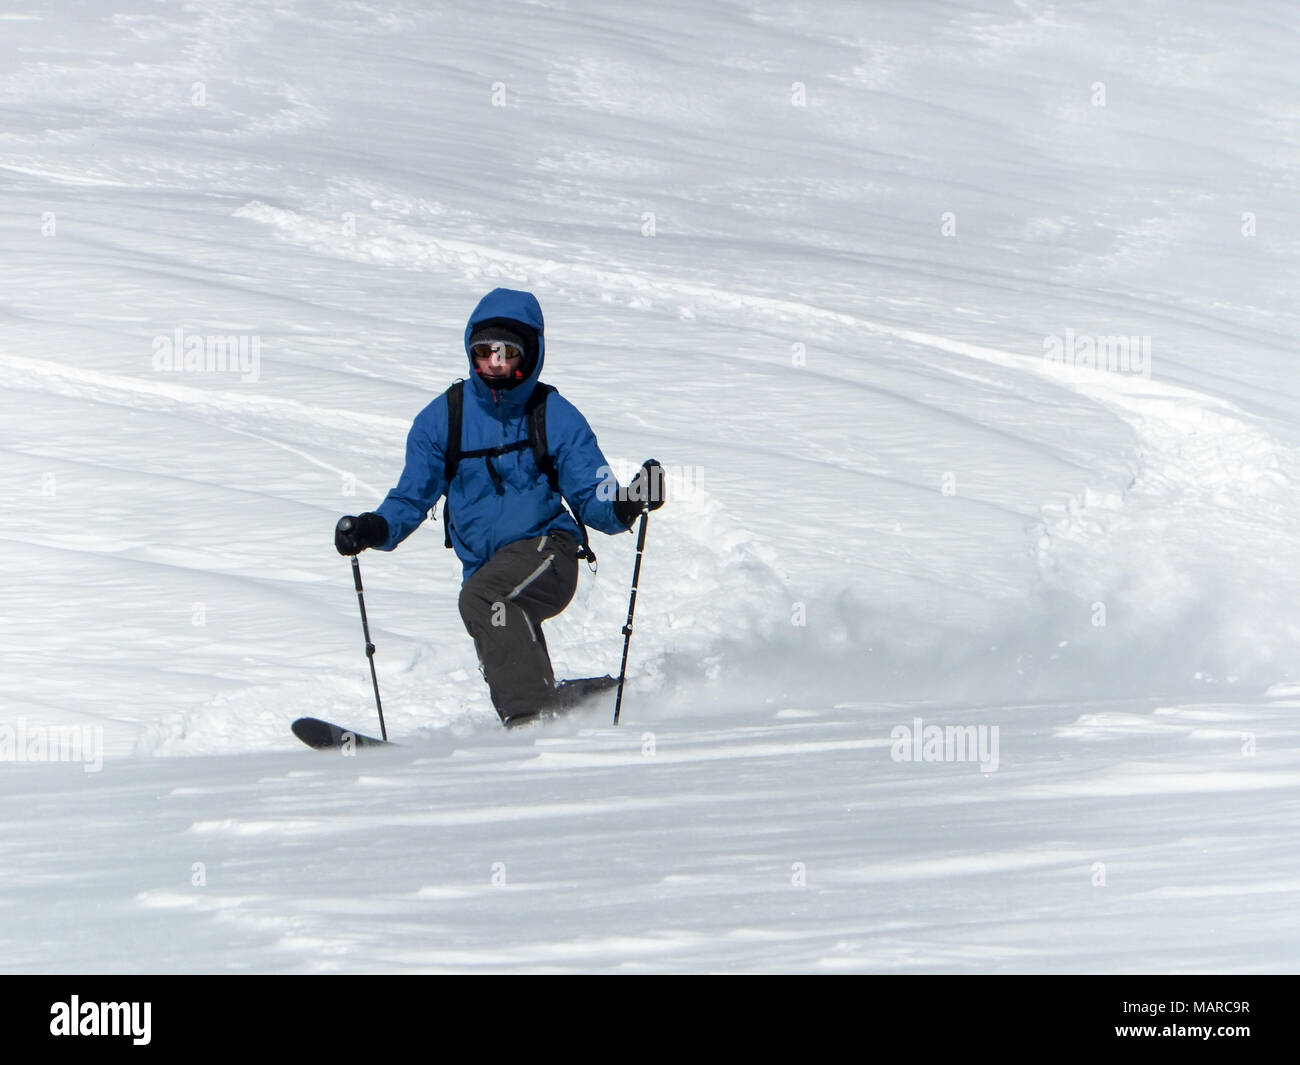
[2,0,1300,972]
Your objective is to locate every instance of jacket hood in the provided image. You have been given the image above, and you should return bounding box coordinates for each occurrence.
[463,288,545,408]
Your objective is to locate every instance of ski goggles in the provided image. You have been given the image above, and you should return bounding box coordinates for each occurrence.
[470,339,525,360]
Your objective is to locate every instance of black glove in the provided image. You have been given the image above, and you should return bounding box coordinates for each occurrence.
[613,459,666,527]
[335,513,389,556]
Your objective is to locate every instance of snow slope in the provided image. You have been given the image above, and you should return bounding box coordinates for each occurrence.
[1,0,1298,972]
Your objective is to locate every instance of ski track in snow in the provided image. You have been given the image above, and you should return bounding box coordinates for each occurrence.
[234,194,1300,678]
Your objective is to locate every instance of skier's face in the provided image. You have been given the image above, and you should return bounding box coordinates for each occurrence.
[472,340,523,383]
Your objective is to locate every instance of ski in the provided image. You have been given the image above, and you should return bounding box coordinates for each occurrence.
[291,717,389,750]
[503,675,620,730]
[556,674,620,703]
[293,677,620,744]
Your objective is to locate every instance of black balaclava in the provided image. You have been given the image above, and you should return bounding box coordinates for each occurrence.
[468,318,538,389]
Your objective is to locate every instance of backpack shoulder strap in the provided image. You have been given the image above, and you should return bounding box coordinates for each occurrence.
[525,383,556,488]
[444,379,465,482]
[442,380,465,549]
[526,384,595,564]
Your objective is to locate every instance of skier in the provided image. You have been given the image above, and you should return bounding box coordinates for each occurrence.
[334,287,665,727]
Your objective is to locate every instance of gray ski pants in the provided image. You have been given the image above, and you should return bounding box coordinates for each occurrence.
[458,530,580,721]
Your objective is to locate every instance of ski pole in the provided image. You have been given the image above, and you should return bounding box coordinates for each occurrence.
[345,545,388,742]
[613,507,650,726]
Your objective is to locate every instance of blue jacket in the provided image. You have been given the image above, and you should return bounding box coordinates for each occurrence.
[374,288,629,578]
